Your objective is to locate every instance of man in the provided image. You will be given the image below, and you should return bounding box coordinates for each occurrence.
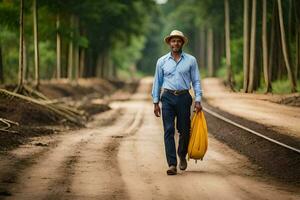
[152,30,202,175]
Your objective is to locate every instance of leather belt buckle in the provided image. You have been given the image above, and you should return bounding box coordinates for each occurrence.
[174,90,180,96]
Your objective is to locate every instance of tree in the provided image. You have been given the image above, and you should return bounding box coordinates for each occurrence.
[33,0,40,89]
[56,13,61,79]
[0,44,3,83]
[243,0,249,92]
[247,0,257,93]
[67,14,74,81]
[17,0,24,90]
[262,0,271,93]
[277,0,297,92]
[207,28,214,76]
[224,0,234,90]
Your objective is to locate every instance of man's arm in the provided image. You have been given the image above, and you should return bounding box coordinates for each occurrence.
[152,59,163,117]
[191,58,203,112]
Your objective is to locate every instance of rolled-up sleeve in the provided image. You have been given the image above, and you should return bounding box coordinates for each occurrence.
[152,59,163,103]
[191,58,202,102]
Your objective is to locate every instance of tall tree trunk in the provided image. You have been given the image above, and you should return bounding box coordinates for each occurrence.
[243,0,250,92]
[74,17,79,81]
[200,29,206,69]
[56,14,61,79]
[214,32,220,71]
[74,46,79,81]
[0,46,3,83]
[277,0,297,92]
[269,2,276,83]
[262,0,271,92]
[79,48,85,78]
[296,27,300,79]
[207,28,214,76]
[248,0,257,93]
[295,0,299,80]
[18,0,24,88]
[23,36,27,82]
[96,53,101,78]
[100,53,105,78]
[105,51,111,78]
[68,15,75,81]
[224,0,234,89]
[33,0,40,88]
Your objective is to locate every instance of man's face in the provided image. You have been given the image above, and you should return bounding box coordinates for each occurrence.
[168,36,183,53]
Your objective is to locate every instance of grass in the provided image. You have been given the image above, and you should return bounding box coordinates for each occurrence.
[258,79,300,94]
[215,66,300,94]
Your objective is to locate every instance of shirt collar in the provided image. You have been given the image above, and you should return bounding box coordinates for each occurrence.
[168,51,185,60]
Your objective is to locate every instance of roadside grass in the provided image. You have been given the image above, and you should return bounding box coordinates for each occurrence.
[257,79,300,94]
[215,66,300,94]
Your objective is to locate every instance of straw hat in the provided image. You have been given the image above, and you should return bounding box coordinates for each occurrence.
[164,30,188,45]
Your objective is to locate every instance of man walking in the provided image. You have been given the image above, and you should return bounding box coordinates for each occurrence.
[152,30,202,175]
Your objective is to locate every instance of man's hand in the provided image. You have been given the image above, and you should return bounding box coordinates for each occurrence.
[154,103,161,117]
[194,102,202,113]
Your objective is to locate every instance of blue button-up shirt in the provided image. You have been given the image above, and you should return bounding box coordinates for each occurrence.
[152,52,202,103]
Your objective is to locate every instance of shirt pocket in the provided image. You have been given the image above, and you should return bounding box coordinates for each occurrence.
[177,64,191,76]
[163,65,176,77]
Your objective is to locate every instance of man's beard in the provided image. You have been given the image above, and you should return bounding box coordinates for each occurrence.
[171,47,182,53]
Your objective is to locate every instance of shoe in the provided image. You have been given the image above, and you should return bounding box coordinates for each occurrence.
[166,165,177,175]
[179,158,187,170]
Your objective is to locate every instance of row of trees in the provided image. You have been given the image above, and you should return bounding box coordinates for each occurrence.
[139,0,299,93]
[1,0,299,93]
[229,0,298,92]
[0,0,156,89]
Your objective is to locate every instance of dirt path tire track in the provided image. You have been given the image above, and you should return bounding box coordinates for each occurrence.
[1,77,299,200]
[0,104,143,200]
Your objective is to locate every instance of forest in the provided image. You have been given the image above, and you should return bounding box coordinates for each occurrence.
[0,0,299,93]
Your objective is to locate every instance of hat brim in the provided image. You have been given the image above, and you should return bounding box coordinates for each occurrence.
[164,35,188,45]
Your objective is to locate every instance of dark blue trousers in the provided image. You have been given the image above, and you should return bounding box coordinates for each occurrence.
[161,91,192,167]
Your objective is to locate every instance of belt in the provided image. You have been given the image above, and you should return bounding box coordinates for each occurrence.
[164,89,189,96]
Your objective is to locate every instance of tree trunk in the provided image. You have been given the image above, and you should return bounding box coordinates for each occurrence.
[296,27,300,79]
[100,53,105,78]
[207,28,214,77]
[224,0,234,89]
[23,36,27,82]
[74,17,79,81]
[214,32,220,71]
[200,29,206,69]
[262,0,271,93]
[18,0,24,88]
[0,46,3,83]
[68,15,75,81]
[96,53,101,78]
[288,0,292,54]
[268,1,276,83]
[33,0,40,88]
[277,0,297,92]
[74,46,79,81]
[56,14,61,79]
[295,0,299,80]
[243,0,250,92]
[79,48,85,78]
[248,0,257,93]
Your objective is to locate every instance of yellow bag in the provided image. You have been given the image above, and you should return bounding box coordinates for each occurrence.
[187,111,208,161]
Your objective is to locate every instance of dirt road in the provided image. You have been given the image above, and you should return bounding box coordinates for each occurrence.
[0,78,299,200]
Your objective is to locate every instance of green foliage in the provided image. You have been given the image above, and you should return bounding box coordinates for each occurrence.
[0,2,19,29]
[111,36,146,71]
[0,0,156,83]
[0,0,298,93]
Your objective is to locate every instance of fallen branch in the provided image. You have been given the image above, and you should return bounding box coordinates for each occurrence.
[0,118,19,130]
[0,89,85,126]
